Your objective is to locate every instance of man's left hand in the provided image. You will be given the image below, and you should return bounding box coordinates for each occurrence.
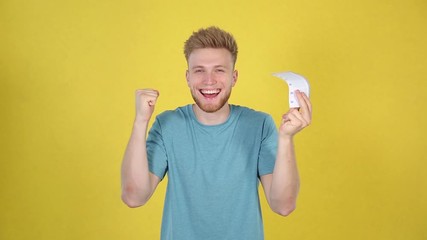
[279,90,312,138]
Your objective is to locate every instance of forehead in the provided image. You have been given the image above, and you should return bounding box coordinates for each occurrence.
[188,48,233,68]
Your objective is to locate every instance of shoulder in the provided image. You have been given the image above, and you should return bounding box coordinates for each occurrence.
[156,105,190,121]
[232,105,274,123]
[153,105,192,132]
[232,105,277,139]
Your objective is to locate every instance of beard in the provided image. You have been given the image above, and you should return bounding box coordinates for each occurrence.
[191,89,232,113]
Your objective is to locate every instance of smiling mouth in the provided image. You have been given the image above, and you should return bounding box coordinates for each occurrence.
[200,89,221,98]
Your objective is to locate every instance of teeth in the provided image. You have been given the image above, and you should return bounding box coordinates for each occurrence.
[201,89,220,94]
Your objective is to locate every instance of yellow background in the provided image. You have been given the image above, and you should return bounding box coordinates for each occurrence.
[1,0,426,239]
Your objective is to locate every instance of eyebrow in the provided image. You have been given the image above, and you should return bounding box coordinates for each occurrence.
[191,65,228,70]
[191,66,204,69]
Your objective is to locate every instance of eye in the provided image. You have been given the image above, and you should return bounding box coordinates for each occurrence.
[215,68,225,73]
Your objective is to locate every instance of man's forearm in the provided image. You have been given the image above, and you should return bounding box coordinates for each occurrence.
[269,137,300,216]
[121,120,153,207]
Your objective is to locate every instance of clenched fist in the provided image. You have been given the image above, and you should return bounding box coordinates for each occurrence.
[135,89,159,122]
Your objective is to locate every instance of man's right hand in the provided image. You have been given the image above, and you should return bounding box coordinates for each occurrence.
[135,89,159,122]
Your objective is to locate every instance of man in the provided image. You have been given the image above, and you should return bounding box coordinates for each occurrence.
[121,26,312,240]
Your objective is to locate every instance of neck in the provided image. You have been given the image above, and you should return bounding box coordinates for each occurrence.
[192,103,231,125]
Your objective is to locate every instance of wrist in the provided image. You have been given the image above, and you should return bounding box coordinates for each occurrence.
[133,117,150,127]
[278,134,294,144]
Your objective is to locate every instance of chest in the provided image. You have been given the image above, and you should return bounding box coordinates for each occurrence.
[164,124,262,184]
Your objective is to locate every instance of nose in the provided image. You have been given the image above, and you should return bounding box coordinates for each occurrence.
[203,71,217,85]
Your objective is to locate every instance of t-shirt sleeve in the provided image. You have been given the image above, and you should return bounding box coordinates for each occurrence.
[146,117,168,180]
[257,115,278,177]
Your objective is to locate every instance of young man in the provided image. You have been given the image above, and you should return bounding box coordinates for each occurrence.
[121,26,312,240]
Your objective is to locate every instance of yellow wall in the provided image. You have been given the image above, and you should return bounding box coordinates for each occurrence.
[1,0,426,239]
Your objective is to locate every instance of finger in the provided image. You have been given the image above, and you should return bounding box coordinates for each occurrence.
[286,111,304,128]
[284,108,299,116]
[135,89,144,95]
[148,100,156,106]
[295,91,311,123]
[300,92,312,114]
[295,90,309,113]
[283,109,305,127]
[140,89,159,97]
[289,109,308,127]
[147,96,158,106]
[135,89,159,107]
[282,113,291,123]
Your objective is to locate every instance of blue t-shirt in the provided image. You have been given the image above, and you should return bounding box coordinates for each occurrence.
[147,104,278,240]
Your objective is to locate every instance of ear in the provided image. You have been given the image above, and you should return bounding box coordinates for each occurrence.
[186,70,190,86]
[232,70,238,87]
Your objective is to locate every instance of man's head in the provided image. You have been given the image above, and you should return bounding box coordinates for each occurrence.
[184,27,239,114]
[184,26,238,67]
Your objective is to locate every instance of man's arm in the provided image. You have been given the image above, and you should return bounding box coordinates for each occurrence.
[260,90,312,216]
[121,89,161,208]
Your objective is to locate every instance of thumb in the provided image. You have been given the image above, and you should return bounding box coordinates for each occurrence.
[148,100,156,106]
[147,90,160,106]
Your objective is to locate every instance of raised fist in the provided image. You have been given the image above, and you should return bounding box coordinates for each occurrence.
[135,89,159,122]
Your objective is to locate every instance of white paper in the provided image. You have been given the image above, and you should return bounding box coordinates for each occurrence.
[273,71,310,108]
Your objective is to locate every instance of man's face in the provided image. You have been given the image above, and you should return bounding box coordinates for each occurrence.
[186,48,238,113]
